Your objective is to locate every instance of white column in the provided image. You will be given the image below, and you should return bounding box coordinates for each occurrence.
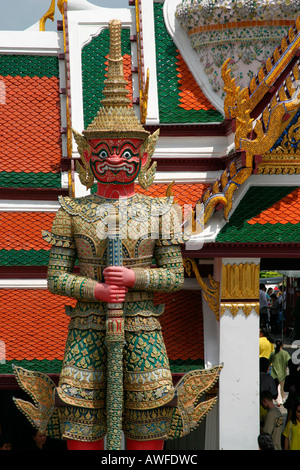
[202,292,220,450]
[202,258,221,450]
[140,0,160,125]
[218,258,260,450]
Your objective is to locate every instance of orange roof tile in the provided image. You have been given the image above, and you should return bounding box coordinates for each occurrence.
[176,53,215,111]
[0,289,75,361]
[1,289,203,363]
[136,183,208,207]
[0,75,62,174]
[0,212,54,250]
[157,290,204,361]
[247,188,300,225]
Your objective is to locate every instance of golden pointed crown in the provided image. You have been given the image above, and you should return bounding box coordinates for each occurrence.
[82,19,149,141]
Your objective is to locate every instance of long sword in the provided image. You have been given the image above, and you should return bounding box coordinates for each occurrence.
[105,208,124,450]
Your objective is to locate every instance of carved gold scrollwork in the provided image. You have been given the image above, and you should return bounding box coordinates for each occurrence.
[257,158,300,175]
[222,58,240,120]
[257,114,300,174]
[222,58,300,168]
[183,258,220,321]
[138,129,159,190]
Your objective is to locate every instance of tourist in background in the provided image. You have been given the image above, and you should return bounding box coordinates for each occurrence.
[283,400,300,450]
[259,328,274,359]
[260,283,269,328]
[269,340,290,406]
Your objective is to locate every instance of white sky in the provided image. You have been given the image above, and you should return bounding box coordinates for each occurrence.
[0,0,126,31]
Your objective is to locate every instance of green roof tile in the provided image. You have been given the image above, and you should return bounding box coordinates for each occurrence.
[0,250,50,266]
[0,55,59,78]
[82,28,131,128]
[0,172,61,188]
[0,359,62,375]
[169,359,204,373]
[0,359,203,375]
[153,2,223,124]
[216,186,299,243]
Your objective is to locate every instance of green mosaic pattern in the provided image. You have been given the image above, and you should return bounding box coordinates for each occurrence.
[82,28,131,128]
[0,359,203,375]
[153,2,223,124]
[0,172,61,188]
[0,249,50,266]
[0,55,59,78]
[169,359,204,373]
[216,186,299,243]
[0,359,62,375]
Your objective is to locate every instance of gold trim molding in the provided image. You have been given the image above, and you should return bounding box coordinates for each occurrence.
[183,258,220,321]
[257,157,300,175]
[220,303,259,317]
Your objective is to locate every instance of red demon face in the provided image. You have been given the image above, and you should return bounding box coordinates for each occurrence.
[85,138,146,186]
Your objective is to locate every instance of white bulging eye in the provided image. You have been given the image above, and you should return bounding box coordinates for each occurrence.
[100,150,108,158]
[123,150,132,159]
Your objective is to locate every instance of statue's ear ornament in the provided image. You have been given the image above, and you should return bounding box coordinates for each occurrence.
[73,129,94,189]
[138,129,159,190]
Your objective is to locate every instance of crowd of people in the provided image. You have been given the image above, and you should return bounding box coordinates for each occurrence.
[259,283,285,334]
[259,282,300,338]
[259,327,300,450]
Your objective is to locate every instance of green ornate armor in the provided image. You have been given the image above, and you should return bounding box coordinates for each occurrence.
[42,192,184,441]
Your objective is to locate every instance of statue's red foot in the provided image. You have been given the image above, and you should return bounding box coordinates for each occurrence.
[67,439,104,450]
[126,439,164,450]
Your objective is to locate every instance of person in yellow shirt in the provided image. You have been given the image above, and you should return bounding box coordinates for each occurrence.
[259,328,274,358]
[283,400,300,450]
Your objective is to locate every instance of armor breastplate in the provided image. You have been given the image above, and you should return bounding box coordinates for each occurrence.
[59,192,174,284]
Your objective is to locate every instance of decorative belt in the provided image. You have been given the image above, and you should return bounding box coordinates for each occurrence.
[124,291,154,302]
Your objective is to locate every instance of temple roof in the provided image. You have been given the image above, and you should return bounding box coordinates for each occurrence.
[80,7,223,130]
[199,15,300,229]
[137,182,208,206]
[153,2,223,124]
[0,212,54,266]
[0,289,73,375]
[0,55,62,189]
[216,186,300,243]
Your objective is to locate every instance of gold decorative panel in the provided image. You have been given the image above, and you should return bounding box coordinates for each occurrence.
[221,262,259,301]
[220,262,260,318]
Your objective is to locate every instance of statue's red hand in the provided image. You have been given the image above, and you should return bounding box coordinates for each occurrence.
[94,282,128,303]
[103,266,136,288]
